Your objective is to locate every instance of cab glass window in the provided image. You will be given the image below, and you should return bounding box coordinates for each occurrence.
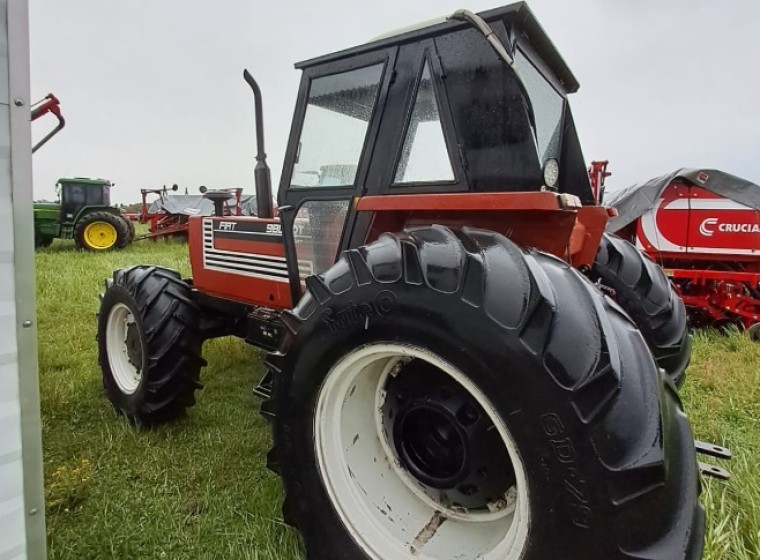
[65,184,106,206]
[291,63,384,188]
[293,200,350,277]
[394,61,454,184]
[513,48,564,161]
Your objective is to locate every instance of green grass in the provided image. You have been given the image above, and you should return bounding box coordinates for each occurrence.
[36,235,760,559]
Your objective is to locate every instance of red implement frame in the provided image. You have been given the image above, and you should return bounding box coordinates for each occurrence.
[139,187,244,241]
[31,93,65,153]
[665,266,760,328]
[588,160,611,203]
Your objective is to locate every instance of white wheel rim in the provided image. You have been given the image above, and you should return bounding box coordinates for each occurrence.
[106,302,142,395]
[314,343,530,560]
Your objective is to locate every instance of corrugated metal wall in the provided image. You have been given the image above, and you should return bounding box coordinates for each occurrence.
[0,1,46,558]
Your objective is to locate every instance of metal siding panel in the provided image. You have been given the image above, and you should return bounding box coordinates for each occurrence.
[0,113,26,560]
[0,4,8,105]
[0,110,26,557]
[1,0,44,558]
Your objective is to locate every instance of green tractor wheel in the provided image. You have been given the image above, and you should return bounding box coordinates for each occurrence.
[74,211,130,251]
[34,232,54,248]
[117,215,135,248]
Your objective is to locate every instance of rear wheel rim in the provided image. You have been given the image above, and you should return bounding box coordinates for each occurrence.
[106,303,142,394]
[84,221,118,249]
[313,343,530,560]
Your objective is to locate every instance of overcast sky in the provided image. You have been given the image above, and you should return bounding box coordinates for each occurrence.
[29,0,760,204]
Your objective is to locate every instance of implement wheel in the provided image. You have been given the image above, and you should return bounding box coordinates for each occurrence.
[591,233,691,387]
[97,266,206,426]
[265,226,704,560]
[74,211,130,251]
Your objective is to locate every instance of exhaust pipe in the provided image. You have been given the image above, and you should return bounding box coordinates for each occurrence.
[243,69,274,219]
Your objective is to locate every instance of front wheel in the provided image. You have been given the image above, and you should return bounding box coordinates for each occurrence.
[266,226,704,560]
[97,265,206,426]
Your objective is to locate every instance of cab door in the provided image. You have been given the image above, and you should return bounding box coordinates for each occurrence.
[278,49,396,279]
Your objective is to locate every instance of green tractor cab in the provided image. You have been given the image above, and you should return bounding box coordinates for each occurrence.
[33,177,135,250]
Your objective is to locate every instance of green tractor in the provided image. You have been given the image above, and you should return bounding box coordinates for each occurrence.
[33,177,135,250]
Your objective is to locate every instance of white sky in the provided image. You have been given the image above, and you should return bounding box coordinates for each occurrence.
[29,0,760,204]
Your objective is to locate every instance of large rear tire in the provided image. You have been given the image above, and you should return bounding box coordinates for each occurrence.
[97,265,206,426]
[266,226,704,560]
[74,211,130,251]
[591,233,691,387]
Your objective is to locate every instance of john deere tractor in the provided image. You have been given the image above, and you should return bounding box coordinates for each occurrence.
[33,177,135,250]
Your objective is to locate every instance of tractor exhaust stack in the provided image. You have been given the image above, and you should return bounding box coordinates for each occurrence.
[243,69,273,219]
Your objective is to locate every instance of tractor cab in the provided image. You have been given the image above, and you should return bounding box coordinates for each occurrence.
[281,3,589,203]
[274,3,593,277]
[57,177,113,220]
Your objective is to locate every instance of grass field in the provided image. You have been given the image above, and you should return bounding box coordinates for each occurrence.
[36,235,760,559]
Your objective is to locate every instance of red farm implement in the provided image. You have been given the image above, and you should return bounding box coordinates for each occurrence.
[31,93,65,152]
[137,185,245,240]
[603,166,760,339]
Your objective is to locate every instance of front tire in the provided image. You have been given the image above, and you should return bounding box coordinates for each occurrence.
[266,226,704,560]
[591,233,691,387]
[97,265,206,426]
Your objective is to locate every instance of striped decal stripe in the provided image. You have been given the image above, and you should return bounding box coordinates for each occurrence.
[205,259,289,279]
[203,218,289,282]
[204,250,288,269]
[205,255,288,277]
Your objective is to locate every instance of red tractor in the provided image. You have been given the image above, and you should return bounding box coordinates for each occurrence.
[602,167,760,340]
[97,5,728,558]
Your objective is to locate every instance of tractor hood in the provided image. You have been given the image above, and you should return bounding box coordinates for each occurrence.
[606,168,760,231]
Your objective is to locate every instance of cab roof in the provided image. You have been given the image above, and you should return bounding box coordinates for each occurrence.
[295,2,579,93]
[57,177,113,187]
